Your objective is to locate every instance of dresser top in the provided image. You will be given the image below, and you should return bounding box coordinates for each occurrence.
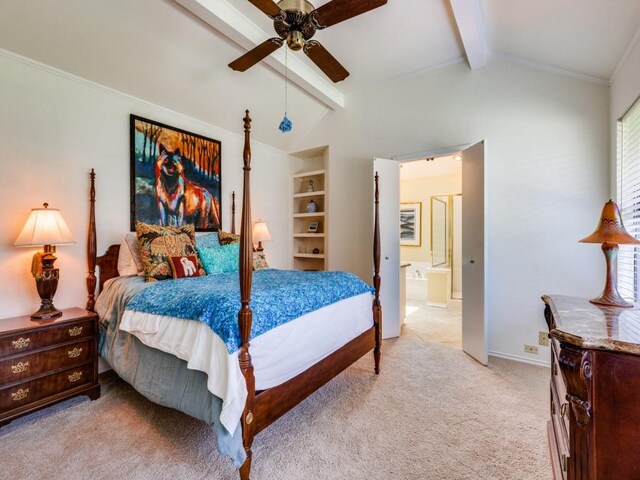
[543,295,640,356]
[0,308,95,335]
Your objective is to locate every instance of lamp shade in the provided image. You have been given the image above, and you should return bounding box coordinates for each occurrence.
[15,203,75,247]
[253,221,272,243]
[579,200,640,245]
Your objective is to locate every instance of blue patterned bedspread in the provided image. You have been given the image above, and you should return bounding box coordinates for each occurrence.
[126,269,373,353]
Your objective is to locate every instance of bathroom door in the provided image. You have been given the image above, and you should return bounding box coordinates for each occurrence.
[461,141,487,365]
[373,157,400,339]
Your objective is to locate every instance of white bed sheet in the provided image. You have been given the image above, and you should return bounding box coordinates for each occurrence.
[120,292,373,436]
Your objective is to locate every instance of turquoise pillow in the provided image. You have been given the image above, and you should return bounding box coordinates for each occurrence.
[198,243,239,274]
[197,232,220,249]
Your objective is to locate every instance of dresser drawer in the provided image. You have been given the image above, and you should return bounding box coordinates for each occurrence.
[550,385,570,479]
[0,319,95,357]
[0,362,94,413]
[0,340,94,383]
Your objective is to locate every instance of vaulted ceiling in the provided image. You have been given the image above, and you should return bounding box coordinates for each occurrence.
[0,0,639,150]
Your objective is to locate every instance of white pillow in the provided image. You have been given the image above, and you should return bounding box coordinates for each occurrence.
[117,233,144,276]
[117,239,138,276]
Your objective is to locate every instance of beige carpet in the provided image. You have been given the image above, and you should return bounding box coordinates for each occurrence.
[403,299,462,348]
[0,337,550,480]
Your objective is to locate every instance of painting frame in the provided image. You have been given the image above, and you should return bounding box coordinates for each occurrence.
[400,202,422,246]
[130,114,222,232]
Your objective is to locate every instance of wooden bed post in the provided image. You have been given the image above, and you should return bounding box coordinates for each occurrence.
[238,111,256,480]
[373,172,382,374]
[231,191,236,234]
[87,168,97,312]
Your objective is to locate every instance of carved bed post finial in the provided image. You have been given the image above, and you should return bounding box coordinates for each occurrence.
[373,172,382,374]
[231,191,236,235]
[238,110,256,480]
[87,169,97,312]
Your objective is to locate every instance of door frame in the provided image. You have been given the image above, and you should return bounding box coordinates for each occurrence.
[387,143,488,360]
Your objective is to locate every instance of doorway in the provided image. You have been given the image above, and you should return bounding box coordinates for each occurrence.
[374,141,487,365]
[400,155,462,349]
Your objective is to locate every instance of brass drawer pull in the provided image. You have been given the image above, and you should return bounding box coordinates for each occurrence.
[561,453,567,472]
[68,326,83,337]
[11,361,30,374]
[11,388,29,401]
[11,337,31,350]
[68,371,83,383]
[67,347,83,358]
[561,403,568,418]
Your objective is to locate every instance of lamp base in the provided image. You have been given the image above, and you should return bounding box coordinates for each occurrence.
[590,243,634,308]
[31,249,63,320]
[589,294,633,309]
[31,304,63,320]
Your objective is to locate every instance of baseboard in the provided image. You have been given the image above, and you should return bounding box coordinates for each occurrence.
[489,350,550,367]
[452,291,462,299]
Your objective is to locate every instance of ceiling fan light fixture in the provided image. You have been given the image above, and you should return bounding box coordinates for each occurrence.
[287,31,305,51]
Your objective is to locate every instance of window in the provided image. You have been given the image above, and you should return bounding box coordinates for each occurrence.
[617,98,640,300]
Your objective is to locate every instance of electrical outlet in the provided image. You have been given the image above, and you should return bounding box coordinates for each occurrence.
[539,331,549,347]
[524,344,539,354]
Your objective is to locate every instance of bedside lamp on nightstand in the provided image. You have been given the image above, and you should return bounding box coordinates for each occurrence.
[14,203,75,319]
[253,221,272,252]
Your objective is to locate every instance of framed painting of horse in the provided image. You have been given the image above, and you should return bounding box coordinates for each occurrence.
[130,115,222,231]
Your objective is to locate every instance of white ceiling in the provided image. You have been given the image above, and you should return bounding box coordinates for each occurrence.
[0,0,638,149]
[401,155,462,180]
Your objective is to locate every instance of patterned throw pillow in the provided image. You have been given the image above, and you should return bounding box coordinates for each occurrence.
[253,251,269,271]
[135,222,205,282]
[169,255,203,279]
[198,243,240,274]
[218,230,240,246]
[197,232,220,249]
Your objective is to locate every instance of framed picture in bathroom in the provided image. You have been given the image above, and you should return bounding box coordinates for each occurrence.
[400,202,421,246]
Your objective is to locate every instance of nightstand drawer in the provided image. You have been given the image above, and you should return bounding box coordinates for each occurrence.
[0,319,95,357]
[0,340,94,383]
[0,363,94,413]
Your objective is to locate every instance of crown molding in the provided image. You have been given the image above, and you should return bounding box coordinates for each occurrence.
[0,47,289,155]
[491,51,609,86]
[611,23,640,83]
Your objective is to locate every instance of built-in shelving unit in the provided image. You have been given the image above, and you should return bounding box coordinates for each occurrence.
[291,147,328,271]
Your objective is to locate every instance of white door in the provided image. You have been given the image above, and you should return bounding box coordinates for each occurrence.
[461,141,487,365]
[373,158,401,339]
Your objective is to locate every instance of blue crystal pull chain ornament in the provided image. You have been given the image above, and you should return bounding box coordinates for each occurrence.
[279,46,292,133]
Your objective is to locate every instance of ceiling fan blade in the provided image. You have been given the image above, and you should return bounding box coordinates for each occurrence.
[229,38,284,72]
[310,0,387,29]
[303,40,349,83]
[248,0,284,19]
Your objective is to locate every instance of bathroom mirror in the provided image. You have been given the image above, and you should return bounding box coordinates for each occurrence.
[431,196,447,267]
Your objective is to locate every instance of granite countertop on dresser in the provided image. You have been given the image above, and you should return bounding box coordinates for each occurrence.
[542,294,640,356]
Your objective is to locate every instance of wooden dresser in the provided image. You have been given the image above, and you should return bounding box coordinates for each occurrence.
[543,295,640,480]
[0,307,100,427]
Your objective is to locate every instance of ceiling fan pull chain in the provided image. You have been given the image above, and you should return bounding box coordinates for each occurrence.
[279,46,293,133]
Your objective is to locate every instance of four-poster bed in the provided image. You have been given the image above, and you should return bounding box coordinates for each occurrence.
[86,111,382,479]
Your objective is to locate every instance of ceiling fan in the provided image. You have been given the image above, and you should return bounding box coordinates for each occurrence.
[229,0,388,83]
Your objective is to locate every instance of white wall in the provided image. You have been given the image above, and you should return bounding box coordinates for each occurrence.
[295,59,610,364]
[0,51,294,319]
[611,35,640,195]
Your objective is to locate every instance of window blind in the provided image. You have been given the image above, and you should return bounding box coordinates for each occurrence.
[617,98,640,300]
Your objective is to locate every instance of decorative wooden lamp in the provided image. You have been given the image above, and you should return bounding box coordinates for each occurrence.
[252,221,272,252]
[15,203,75,319]
[579,200,640,307]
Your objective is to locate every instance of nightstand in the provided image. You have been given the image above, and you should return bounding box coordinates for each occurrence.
[0,307,100,427]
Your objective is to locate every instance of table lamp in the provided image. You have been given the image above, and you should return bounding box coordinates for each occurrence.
[15,203,75,319]
[579,200,640,308]
[253,221,272,252]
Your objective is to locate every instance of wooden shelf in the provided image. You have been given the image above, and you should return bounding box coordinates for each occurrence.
[293,254,325,259]
[292,169,325,179]
[293,190,325,198]
[293,233,325,238]
[293,212,325,218]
